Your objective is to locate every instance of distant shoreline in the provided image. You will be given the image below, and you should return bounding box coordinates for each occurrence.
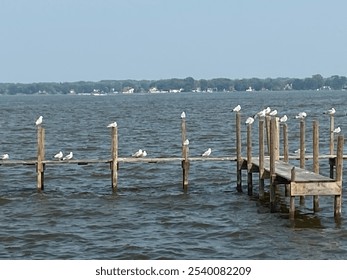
[1,75,346,95]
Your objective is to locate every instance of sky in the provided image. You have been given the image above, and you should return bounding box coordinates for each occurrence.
[1,0,347,83]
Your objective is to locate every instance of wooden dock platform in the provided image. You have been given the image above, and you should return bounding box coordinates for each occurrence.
[238,115,344,219]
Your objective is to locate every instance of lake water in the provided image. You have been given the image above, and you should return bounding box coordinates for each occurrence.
[1,90,347,259]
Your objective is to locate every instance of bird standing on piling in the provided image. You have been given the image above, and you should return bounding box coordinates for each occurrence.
[35,116,43,126]
[269,109,278,116]
[324,108,336,115]
[295,112,307,119]
[181,112,186,119]
[202,148,212,157]
[107,121,117,128]
[245,116,254,125]
[333,127,341,133]
[232,105,241,112]
[280,115,288,123]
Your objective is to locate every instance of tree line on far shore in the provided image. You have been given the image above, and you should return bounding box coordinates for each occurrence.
[0,74,346,95]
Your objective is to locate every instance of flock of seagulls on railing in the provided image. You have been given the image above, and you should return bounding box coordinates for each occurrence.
[0,107,341,161]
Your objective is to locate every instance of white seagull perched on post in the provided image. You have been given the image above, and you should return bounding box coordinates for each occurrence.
[245,116,254,125]
[183,139,189,146]
[132,149,143,158]
[181,112,186,119]
[1,153,9,160]
[295,112,307,119]
[54,151,63,160]
[280,115,288,123]
[269,109,278,116]
[63,152,73,160]
[35,116,43,126]
[202,148,212,157]
[333,127,341,134]
[232,105,241,112]
[107,121,117,128]
[324,108,336,115]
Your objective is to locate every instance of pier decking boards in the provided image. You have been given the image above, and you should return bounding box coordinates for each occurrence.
[0,112,344,219]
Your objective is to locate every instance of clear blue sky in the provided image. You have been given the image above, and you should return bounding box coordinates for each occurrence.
[1,0,346,83]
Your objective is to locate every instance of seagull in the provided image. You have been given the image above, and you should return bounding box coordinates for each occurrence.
[264,107,271,115]
[280,115,288,123]
[141,150,147,157]
[181,112,186,119]
[333,127,341,133]
[107,121,117,128]
[245,116,254,125]
[295,112,307,119]
[35,116,43,126]
[255,107,270,118]
[132,149,143,158]
[324,108,336,115]
[183,139,189,146]
[269,109,278,116]
[232,105,241,112]
[63,152,73,160]
[1,153,9,160]
[202,148,212,157]
[54,151,63,160]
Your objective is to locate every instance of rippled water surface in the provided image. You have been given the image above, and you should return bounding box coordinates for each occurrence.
[1,91,347,259]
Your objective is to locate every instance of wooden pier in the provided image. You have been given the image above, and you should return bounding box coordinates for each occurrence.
[0,111,345,219]
[238,113,344,219]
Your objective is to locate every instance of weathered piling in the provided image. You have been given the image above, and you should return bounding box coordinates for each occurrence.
[236,112,242,192]
[247,122,253,195]
[181,114,190,191]
[334,135,344,217]
[269,118,279,212]
[110,126,118,190]
[36,127,45,190]
[329,114,335,155]
[282,122,290,196]
[258,119,265,199]
[313,120,319,211]
[299,120,305,205]
[329,114,335,178]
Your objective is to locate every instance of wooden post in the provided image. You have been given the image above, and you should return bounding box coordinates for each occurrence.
[111,126,118,190]
[236,112,242,192]
[282,123,290,196]
[269,118,277,212]
[265,116,271,155]
[290,167,296,219]
[259,120,265,199]
[37,127,45,190]
[313,120,319,212]
[299,120,305,205]
[247,123,253,195]
[329,114,335,155]
[283,123,289,163]
[334,135,344,217]
[329,114,335,178]
[181,114,186,157]
[181,115,189,191]
[182,144,190,191]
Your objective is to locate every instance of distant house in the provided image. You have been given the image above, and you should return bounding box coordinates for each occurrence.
[122,87,134,94]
